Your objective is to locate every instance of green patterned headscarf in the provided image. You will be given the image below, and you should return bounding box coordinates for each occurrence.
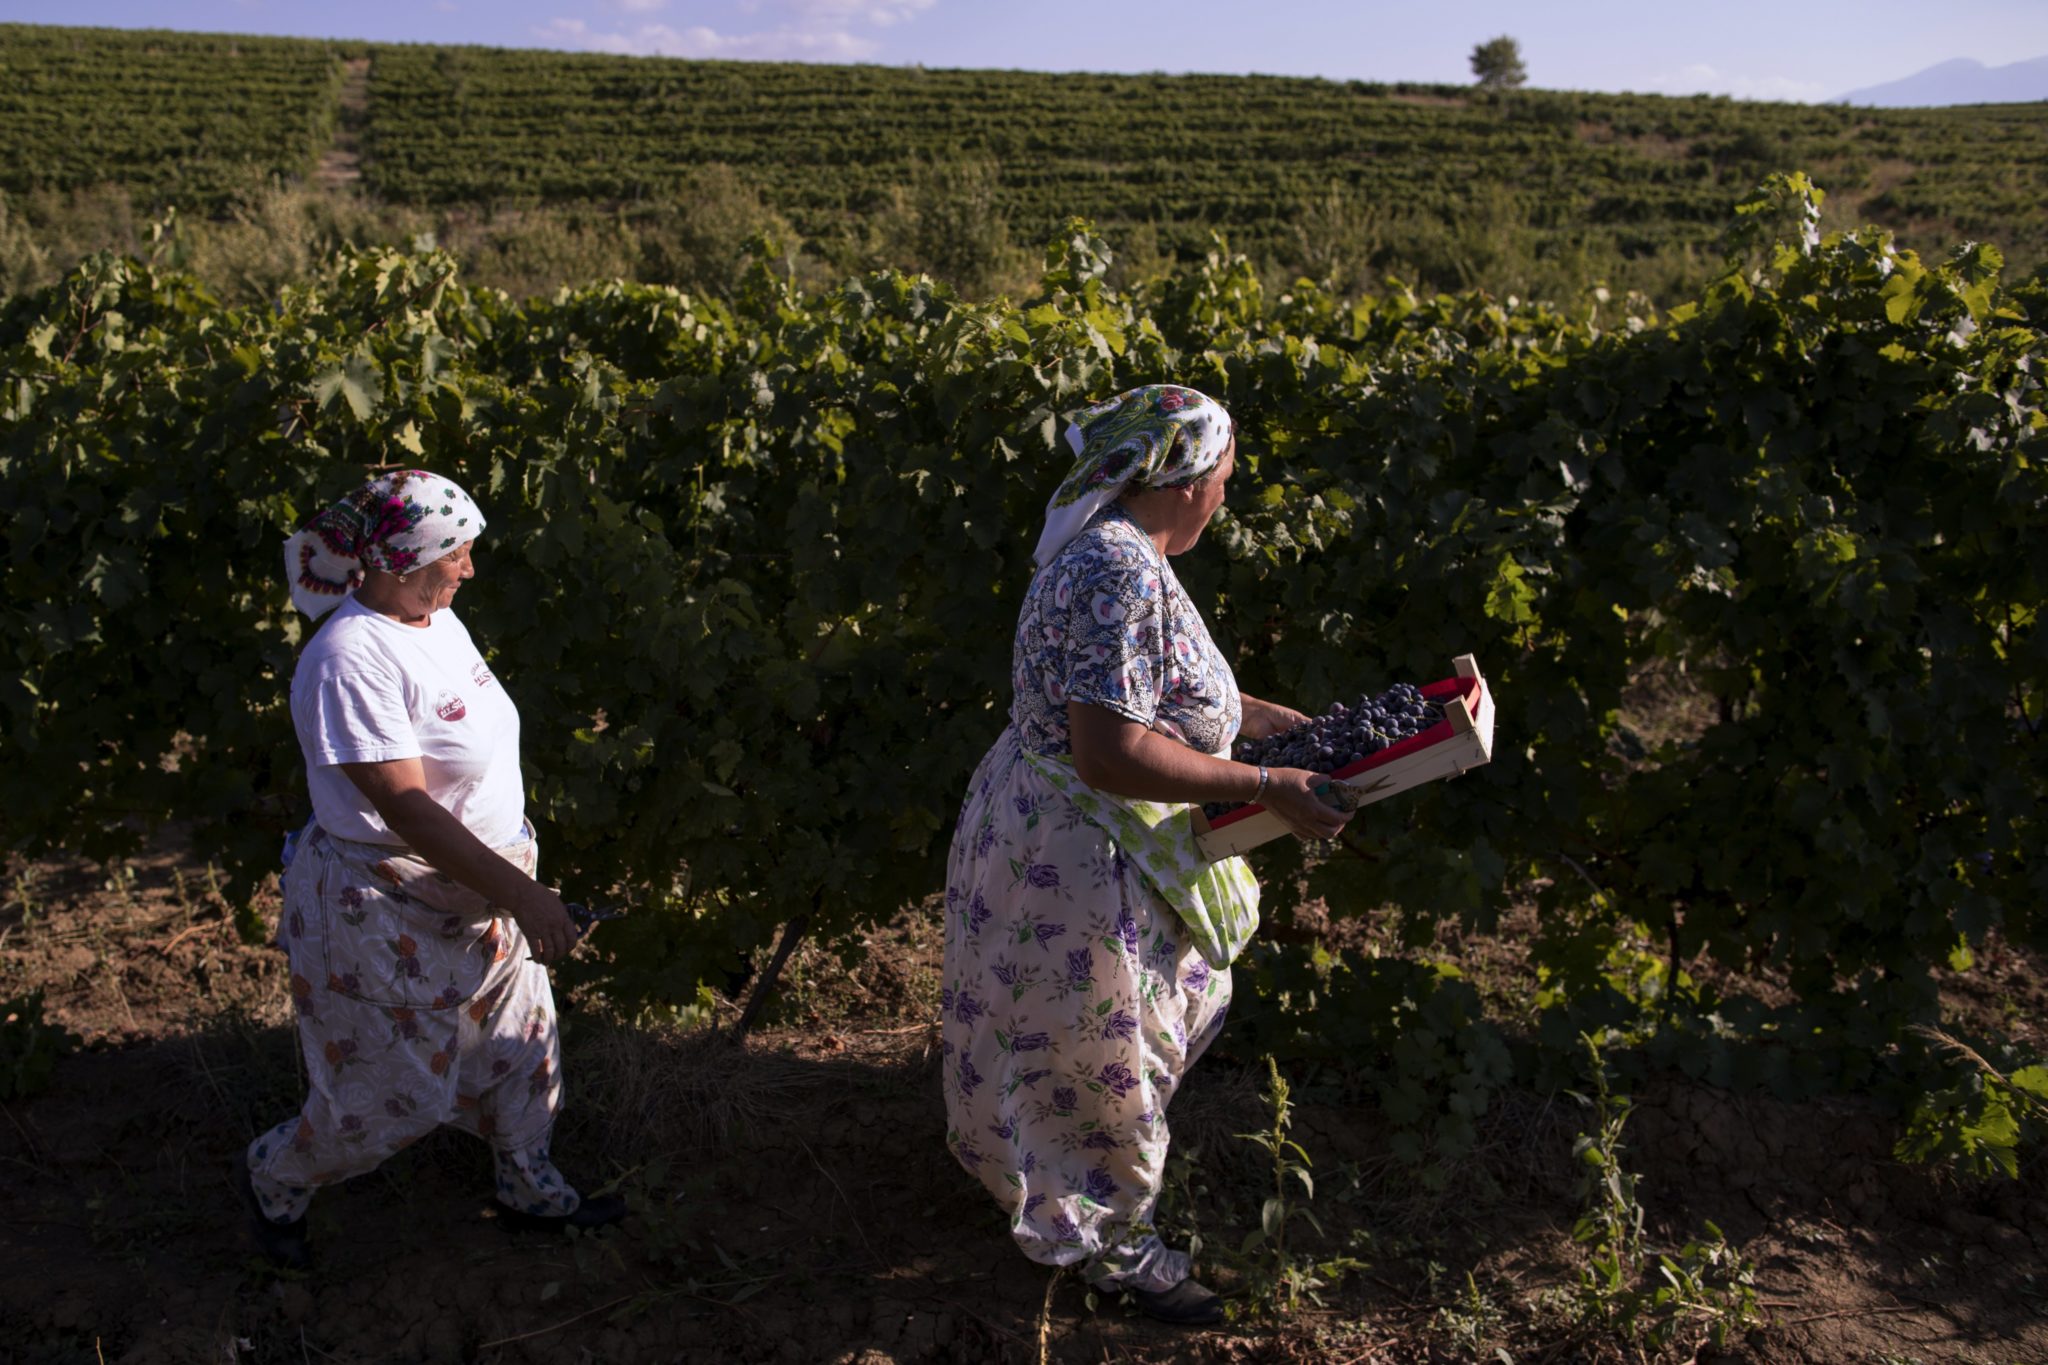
[1031,384,1234,568]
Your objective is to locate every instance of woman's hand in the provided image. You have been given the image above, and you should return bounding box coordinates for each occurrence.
[341,757,583,966]
[1260,767,1353,842]
[1239,694,1311,741]
[509,883,579,965]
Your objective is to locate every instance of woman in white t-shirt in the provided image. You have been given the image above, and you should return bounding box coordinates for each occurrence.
[236,470,622,1270]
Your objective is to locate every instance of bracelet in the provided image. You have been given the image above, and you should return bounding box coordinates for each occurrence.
[1253,764,1269,802]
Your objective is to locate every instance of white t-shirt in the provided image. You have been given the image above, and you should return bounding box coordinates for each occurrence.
[290,595,526,847]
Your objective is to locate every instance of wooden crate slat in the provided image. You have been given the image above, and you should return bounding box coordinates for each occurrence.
[1193,656,1496,861]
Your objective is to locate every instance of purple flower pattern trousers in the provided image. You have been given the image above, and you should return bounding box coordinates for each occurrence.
[942,728,1231,1283]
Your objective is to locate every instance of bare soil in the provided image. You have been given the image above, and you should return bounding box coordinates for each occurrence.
[2,831,2045,1365]
[314,58,371,191]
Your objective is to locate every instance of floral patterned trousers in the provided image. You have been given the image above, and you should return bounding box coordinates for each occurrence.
[245,825,580,1223]
[941,728,1232,1287]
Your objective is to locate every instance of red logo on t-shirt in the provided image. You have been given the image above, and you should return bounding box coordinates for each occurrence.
[435,691,468,722]
[472,661,495,689]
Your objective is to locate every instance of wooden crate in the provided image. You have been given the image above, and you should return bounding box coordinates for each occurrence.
[1194,655,1496,860]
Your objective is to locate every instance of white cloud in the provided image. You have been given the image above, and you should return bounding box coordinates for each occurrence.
[537,0,935,62]
[786,0,936,26]
[533,16,876,59]
[1638,63,1826,103]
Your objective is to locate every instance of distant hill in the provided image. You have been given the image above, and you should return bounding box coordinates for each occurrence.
[1838,56,2048,107]
[3,22,2047,298]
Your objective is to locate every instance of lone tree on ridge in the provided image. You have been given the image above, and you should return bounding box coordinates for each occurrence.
[1470,35,1528,90]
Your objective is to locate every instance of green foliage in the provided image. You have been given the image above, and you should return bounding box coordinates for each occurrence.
[347,39,2042,284]
[864,158,1031,301]
[1569,1035,1763,1354]
[0,990,78,1101]
[0,182,2042,1170]
[1470,36,1528,92]
[6,23,2047,294]
[1237,949,1513,1185]
[1431,1272,1509,1355]
[1894,1027,2048,1179]
[0,25,346,203]
[1226,1057,1363,1317]
[633,165,796,300]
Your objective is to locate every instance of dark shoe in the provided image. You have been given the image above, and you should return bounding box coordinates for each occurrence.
[496,1191,628,1233]
[1126,1277,1225,1327]
[233,1159,311,1272]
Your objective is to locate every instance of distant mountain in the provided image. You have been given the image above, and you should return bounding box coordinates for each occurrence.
[1836,56,2048,107]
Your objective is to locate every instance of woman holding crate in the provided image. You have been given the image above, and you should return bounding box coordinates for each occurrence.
[236,469,623,1270]
[940,385,1351,1324]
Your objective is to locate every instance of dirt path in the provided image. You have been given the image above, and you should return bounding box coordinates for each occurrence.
[314,56,371,190]
[2,837,2045,1363]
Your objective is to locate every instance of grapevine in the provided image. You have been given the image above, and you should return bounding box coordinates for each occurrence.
[0,180,2041,1171]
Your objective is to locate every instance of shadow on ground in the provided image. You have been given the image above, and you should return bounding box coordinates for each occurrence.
[4,1010,2047,1364]
[3,838,2046,1363]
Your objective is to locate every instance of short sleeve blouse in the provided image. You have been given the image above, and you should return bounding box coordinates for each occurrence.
[1010,503,1241,759]
[289,596,526,847]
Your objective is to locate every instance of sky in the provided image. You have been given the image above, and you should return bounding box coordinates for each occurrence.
[3,0,2047,101]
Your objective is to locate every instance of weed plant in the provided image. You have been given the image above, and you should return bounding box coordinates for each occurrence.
[1568,1033,1762,1357]
[0,989,77,1101]
[1225,1057,1366,1318]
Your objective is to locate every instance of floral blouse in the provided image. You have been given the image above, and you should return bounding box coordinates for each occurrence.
[1011,504,1241,759]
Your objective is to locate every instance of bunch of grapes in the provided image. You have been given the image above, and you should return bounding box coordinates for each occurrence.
[1203,682,1444,820]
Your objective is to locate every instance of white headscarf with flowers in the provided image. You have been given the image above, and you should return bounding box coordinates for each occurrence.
[283,469,486,620]
[1030,384,1234,570]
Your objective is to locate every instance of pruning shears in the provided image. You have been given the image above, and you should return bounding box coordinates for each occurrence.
[1312,775,1390,814]
[565,901,627,938]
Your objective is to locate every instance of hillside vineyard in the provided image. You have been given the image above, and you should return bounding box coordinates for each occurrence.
[2,23,2045,279]
[0,21,2043,1185]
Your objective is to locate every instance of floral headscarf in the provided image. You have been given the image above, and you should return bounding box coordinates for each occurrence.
[1031,384,1234,569]
[283,469,485,619]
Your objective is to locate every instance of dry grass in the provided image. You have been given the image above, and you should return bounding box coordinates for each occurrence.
[1615,654,1719,756]
[569,1018,825,1165]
